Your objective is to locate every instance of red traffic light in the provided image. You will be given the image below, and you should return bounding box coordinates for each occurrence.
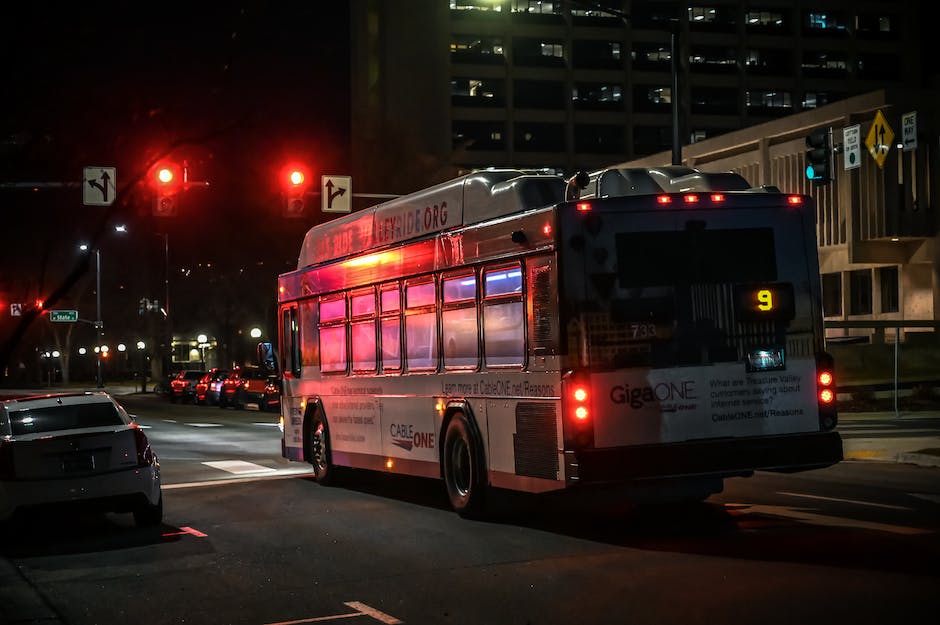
[280,161,311,217]
[288,169,305,187]
[150,161,183,217]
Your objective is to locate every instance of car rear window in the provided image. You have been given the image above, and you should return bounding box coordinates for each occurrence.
[8,402,124,436]
[185,371,203,380]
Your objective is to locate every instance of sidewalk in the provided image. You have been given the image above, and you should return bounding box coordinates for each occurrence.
[838,410,940,468]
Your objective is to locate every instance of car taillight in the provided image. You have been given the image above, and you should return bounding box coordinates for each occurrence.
[0,440,14,480]
[563,371,594,448]
[132,425,155,467]
[816,352,837,430]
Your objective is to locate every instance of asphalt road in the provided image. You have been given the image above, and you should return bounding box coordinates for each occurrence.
[2,394,938,625]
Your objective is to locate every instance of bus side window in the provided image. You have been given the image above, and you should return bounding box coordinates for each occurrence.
[299,298,319,368]
[442,272,478,369]
[319,295,347,373]
[380,283,402,373]
[483,264,525,367]
[350,289,377,373]
[405,278,438,371]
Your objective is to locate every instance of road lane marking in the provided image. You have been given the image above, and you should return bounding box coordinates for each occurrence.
[910,493,940,504]
[253,422,281,427]
[776,491,914,510]
[163,469,314,490]
[162,526,208,538]
[727,503,932,535]
[203,460,277,474]
[264,601,402,625]
[189,423,224,428]
[163,419,177,423]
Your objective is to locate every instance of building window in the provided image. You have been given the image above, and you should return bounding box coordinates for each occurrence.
[857,53,900,80]
[451,78,505,106]
[805,12,849,35]
[380,284,401,373]
[513,37,566,66]
[691,87,737,115]
[880,266,900,313]
[802,92,845,109]
[746,90,792,113]
[849,269,873,316]
[688,6,736,31]
[689,45,737,73]
[450,36,505,64]
[453,120,506,151]
[574,125,625,154]
[570,0,621,21]
[515,123,565,152]
[802,51,847,77]
[572,82,623,109]
[630,2,679,29]
[822,272,842,317]
[319,296,347,373]
[632,42,671,70]
[745,48,792,75]
[450,0,502,12]
[745,10,789,31]
[572,40,622,69]
[635,86,671,113]
[633,126,672,156]
[856,13,896,39]
[514,80,565,109]
[511,0,561,17]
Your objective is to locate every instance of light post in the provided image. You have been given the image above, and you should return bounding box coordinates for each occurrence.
[80,244,104,387]
[197,334,208,370]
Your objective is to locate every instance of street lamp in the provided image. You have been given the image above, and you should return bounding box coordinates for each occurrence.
[79,243,104,387]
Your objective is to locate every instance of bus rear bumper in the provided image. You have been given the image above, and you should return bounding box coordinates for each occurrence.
[571,430,843,484]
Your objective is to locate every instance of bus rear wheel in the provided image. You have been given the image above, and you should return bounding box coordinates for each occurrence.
[309,416,337,485]
[443,413,487,518]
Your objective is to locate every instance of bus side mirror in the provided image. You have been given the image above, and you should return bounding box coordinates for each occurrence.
[257,342,278,373]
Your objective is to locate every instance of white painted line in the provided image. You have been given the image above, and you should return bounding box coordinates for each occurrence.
[163,419,177,423]
[189,423,224,428]
[136,424,152,429]
[728,503,932,535]
[344,602,403,624]
[910,493,940,505]
[203,460,277,474]
[163,469,314,490]
[777,491,914,511]
[264,601,402,625]
[254,422,281,427]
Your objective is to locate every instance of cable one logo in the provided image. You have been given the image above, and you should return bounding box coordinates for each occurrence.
[389,423,435,452]
[609,380,697,409]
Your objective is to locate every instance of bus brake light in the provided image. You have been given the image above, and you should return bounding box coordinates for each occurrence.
[577,202,591,212]
[683,194,699,203]
[710,193,726,202]
[657,195,672,204]
[787,195,803,205]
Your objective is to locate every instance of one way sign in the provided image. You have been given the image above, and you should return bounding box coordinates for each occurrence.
[83,166,117,206]
[321,175,351,214]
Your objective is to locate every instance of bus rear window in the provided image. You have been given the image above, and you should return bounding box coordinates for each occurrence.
[616,228,777,287]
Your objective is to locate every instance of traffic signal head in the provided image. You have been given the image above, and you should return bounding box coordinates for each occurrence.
[151,161,182,216]
[805,127,833,184]
[280,162,310,217]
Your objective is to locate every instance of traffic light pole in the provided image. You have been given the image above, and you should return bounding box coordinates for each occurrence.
[94,248,103,388]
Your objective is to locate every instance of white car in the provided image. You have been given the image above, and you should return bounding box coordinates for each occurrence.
[0,391,163,526]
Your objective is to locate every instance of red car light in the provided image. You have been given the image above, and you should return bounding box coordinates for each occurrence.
[132,424,155,467]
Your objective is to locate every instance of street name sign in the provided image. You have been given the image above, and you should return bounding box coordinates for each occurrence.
[49,309,78,322]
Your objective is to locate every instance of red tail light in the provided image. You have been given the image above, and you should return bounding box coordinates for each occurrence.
[576,202,591,212]
[657,195,672,204]
[787,195,803,205]
[0,440,14,480]
[132,425,155,467]
[563,372,594,448]
[816,353,837,430]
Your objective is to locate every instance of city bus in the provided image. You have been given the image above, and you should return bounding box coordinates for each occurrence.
[273,167,842,517]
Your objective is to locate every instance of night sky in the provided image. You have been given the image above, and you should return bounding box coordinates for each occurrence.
[1,3,351,373]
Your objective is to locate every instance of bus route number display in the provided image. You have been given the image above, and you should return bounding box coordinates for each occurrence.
[733,283,795,321]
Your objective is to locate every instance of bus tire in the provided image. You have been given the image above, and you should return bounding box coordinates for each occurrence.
[308,412,338,486]
[443,412,487,518]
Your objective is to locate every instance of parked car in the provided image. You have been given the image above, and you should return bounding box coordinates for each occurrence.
[0,391,163,526]
[219,366,280,411]
[170,370,204,403]
[195,369,228,405]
